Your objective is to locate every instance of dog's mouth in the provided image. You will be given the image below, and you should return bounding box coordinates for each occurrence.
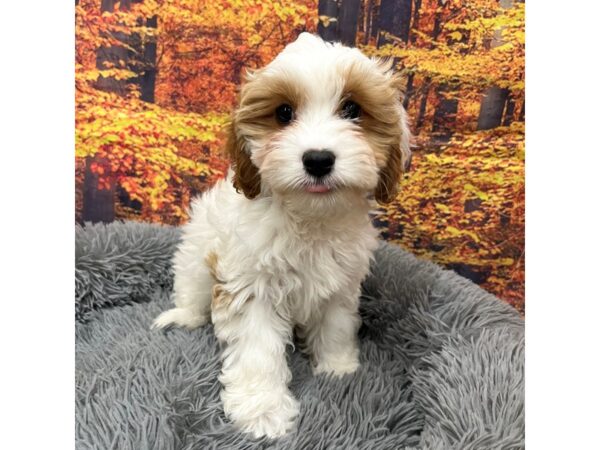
[303,178,334,194]
[305,184,331,194]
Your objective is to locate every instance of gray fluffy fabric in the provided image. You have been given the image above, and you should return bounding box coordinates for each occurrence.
[75,222,524,450]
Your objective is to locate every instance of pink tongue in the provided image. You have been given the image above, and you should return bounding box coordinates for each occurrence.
[306,184,331,193]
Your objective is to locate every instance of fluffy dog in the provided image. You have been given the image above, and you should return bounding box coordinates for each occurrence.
[152,32,411,439]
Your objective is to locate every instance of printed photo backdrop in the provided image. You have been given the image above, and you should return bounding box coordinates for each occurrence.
[76,0,525,313]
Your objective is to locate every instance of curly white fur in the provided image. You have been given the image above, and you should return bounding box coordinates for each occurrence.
[153,32,410,439]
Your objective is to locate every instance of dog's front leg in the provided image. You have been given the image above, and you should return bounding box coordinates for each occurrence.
[307,287,361,377]
[212,291,298,439]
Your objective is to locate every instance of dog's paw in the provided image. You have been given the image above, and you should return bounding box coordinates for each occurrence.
[313,352,360,377]
[151,307,208,331]
[222,389,299,439]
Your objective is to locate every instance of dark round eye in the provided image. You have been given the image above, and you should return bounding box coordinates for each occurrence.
[275,104,294,125]
[341,100,361,120]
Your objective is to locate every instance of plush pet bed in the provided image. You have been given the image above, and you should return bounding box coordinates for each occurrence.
[75,221,524,450]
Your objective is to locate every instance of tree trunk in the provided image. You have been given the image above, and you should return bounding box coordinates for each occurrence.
[125,1,156,103]
[82,0,125,223]
[477,86,509,130]
[416,82,430,130]
[83,0,155,224]
[414,0,442,130]
[95,0,134,95]
[518,99,525,122]
[317,0,339,43]
[477,0,514,130]
[82,157,116,223]
[362,0,373,45]
[431,1,443,43]
[376,0,412,47]
[403,0,423,108]
[502,92,516,126]
[410,0,423,44]
[430,0,457,141]
[370,0,379,40]
[432,84,458,141]
[338,0,361,46]
[139,15,157,103]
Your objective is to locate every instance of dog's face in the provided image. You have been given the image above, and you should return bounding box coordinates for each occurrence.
[227,32,411,208]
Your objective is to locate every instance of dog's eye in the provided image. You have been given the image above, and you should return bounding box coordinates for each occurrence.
[275,104,294,125]
[341,100,361,120]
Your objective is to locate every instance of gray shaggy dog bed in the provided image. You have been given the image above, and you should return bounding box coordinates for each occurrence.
[75,222,524,450]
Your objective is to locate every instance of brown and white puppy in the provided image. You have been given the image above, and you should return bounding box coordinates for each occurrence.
[153,32,411,439]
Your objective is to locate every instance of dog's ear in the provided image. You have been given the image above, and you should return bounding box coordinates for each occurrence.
[374,106,412,204]
[226,120,261,199]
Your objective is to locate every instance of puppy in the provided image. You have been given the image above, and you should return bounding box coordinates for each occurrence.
[152,32,411,438]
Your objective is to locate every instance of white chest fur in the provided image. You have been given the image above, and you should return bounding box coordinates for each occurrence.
[255,217,378,324]
[202,181,379,325]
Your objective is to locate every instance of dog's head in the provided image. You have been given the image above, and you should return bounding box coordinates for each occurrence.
[227,32,411,208]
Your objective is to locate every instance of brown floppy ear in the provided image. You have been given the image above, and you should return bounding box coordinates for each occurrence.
[374,106,412,204]
[226,120,261,199]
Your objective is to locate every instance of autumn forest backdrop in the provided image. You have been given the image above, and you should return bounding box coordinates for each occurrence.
[75,0,525,313]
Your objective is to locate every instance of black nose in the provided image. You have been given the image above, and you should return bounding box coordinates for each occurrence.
[302,150,335,177]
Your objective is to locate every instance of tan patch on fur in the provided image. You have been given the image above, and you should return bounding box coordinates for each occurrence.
[211,283,234,310]
[205,252,234,310]
[205,251,249,311]
[373,142,405,203]
[238,69,304,123]
[341,59,410,204]
[227,70,306,200]
[204,251,220,281]
[225,120,262,199]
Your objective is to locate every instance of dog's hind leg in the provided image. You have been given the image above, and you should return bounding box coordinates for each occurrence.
[151,242,214,330]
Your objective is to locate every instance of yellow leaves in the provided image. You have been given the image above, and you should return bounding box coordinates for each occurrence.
[495,42,514,52]
[512,30,525,45]
[445,226,461,236]
[77,69,138,82]
[445,226,481,243]
[497,257,515,266]
[424,153,441,163]
[373,122,524,309]
[318,15,337,28]
[75,0,316,225]
[273,3,309,24]
[435,203,451,213]
[464,183,490,201]
[76,74,228,220]
[448,31,462,41]
[511,80,525,92]
[248,33,263,46]
[371,0,524,93]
